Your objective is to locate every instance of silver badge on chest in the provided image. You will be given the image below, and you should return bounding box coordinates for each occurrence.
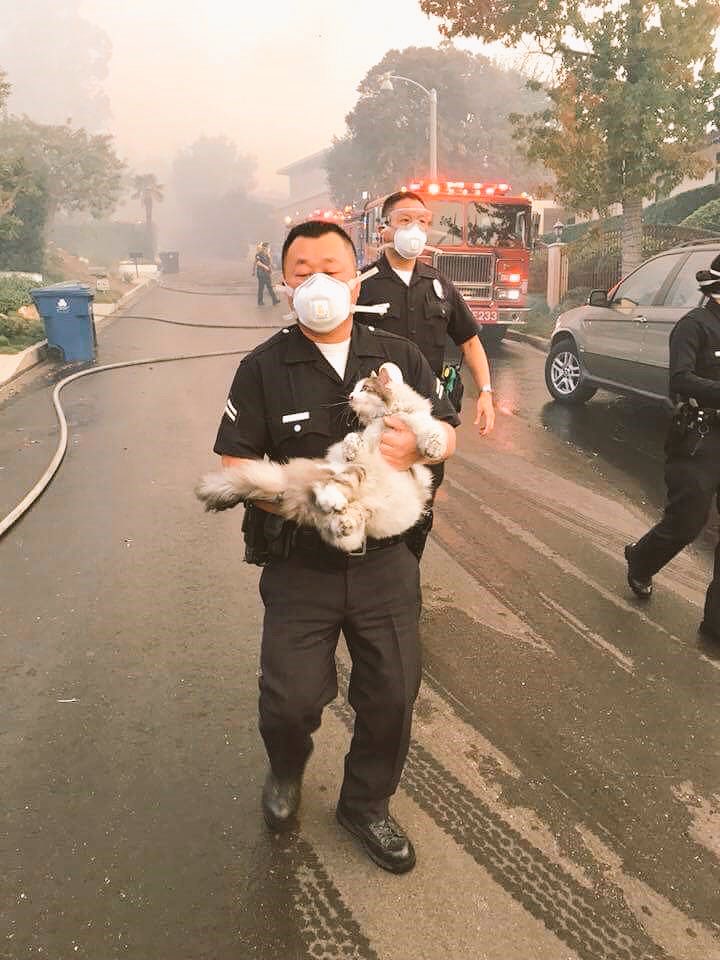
[432,278,445,300]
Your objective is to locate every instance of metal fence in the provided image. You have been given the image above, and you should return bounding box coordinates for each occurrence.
[566,223,720,292]
[529,244,548,293]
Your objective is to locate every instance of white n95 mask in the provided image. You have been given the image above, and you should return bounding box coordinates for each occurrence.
[291,273,351,333]
[284,268,389,332]
[393,223,428,259]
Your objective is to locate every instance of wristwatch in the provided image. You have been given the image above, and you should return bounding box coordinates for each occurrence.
[480,384,493,393]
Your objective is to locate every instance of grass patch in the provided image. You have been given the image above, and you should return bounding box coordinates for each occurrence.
[0,311,45,353]
[0,275,45,352]
[0,275,37,314]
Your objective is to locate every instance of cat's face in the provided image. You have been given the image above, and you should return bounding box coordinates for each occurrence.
[349,375,392,423]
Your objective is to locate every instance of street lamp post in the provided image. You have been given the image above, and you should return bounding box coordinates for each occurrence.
[380,74,438,180]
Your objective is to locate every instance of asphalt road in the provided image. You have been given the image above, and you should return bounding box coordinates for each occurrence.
[1,272,718,960]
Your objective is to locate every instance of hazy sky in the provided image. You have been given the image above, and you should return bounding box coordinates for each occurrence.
[81,0,500,197]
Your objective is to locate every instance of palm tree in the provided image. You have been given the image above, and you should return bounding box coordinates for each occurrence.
[132,173,164,226]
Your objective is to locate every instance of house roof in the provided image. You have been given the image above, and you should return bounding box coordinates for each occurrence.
[276,149,331,176]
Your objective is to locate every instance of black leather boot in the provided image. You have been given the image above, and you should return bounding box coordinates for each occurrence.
[336,804,416,874]
[624,544,653,599]
[262,771,302,832]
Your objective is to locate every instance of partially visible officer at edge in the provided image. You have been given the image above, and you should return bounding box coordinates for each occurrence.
[356,189,496,436]
[213,219,459,874]
[625,255,720,644]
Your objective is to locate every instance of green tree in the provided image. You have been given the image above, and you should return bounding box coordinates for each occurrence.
[132,173,164,227]
[0,72,49,270]
[0,157,33,230]
[0,115,125,221]
[326,45,547,206]
[420,0,720,274]
[0,164,48,271]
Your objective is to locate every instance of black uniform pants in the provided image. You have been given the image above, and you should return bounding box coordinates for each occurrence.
[257,270,278,305]
[257,542,421,821]
[630,426,720,629]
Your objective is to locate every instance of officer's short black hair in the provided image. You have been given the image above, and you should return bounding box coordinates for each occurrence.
[381,191,427,221]
[282,221,357,270]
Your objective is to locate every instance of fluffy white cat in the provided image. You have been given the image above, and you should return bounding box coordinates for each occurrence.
[195,364,445,552]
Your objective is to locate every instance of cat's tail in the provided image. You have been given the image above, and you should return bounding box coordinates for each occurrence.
[195,460,287,512]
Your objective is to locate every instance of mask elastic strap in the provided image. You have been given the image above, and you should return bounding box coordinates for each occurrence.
[348,266,379,290]
[357,266,379,283]
[351,302,390,316]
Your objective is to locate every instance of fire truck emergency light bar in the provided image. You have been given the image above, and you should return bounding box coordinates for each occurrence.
[402,181,516,196]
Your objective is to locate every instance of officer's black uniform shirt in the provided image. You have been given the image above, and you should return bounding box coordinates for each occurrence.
[356,253,478,376]
[214,322,459,462]
[669,298,720,407]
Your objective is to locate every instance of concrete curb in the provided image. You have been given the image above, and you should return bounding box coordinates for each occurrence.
[0,278,156,389]
[506,329,550,353]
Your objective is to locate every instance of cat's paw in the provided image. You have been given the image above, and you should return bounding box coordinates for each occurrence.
[313,481,347,513]
[327,503,366,551]
[418,430,445,461]
[342,432,362,461]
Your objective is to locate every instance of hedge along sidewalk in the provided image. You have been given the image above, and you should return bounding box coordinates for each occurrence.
[0,278,156,389]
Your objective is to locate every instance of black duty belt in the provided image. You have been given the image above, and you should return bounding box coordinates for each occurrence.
[679,404,720,425]
[292,525,406,559]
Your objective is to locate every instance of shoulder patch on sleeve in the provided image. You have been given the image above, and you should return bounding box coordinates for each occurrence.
[224,397,237,422]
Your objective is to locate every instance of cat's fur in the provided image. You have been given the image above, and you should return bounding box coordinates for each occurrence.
[195,366,446,552]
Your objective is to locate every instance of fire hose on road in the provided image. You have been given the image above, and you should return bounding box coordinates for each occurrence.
[156,284,255,296]
[0,310,287,540]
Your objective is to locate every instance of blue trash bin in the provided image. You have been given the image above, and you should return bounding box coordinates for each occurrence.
[30,283,96,363]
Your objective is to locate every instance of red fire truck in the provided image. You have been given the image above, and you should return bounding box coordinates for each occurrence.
[357,180,535,342]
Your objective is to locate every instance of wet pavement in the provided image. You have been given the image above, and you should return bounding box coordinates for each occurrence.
[1,273,718,959]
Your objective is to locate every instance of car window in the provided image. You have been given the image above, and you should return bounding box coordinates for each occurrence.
[662,251,717,308]
[611,254,684,307]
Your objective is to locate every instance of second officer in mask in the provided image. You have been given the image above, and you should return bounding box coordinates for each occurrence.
[624,255,720,643]
[356,190,495,434]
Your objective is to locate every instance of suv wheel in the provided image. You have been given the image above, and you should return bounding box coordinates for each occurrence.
[545,340,597,404]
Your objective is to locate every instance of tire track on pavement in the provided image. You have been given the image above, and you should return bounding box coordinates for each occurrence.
[291,838,380,960]
[329,668,671,960]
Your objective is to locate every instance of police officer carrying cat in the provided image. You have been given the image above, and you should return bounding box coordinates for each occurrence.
[212,219,459,873]
[625,255,720,643]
